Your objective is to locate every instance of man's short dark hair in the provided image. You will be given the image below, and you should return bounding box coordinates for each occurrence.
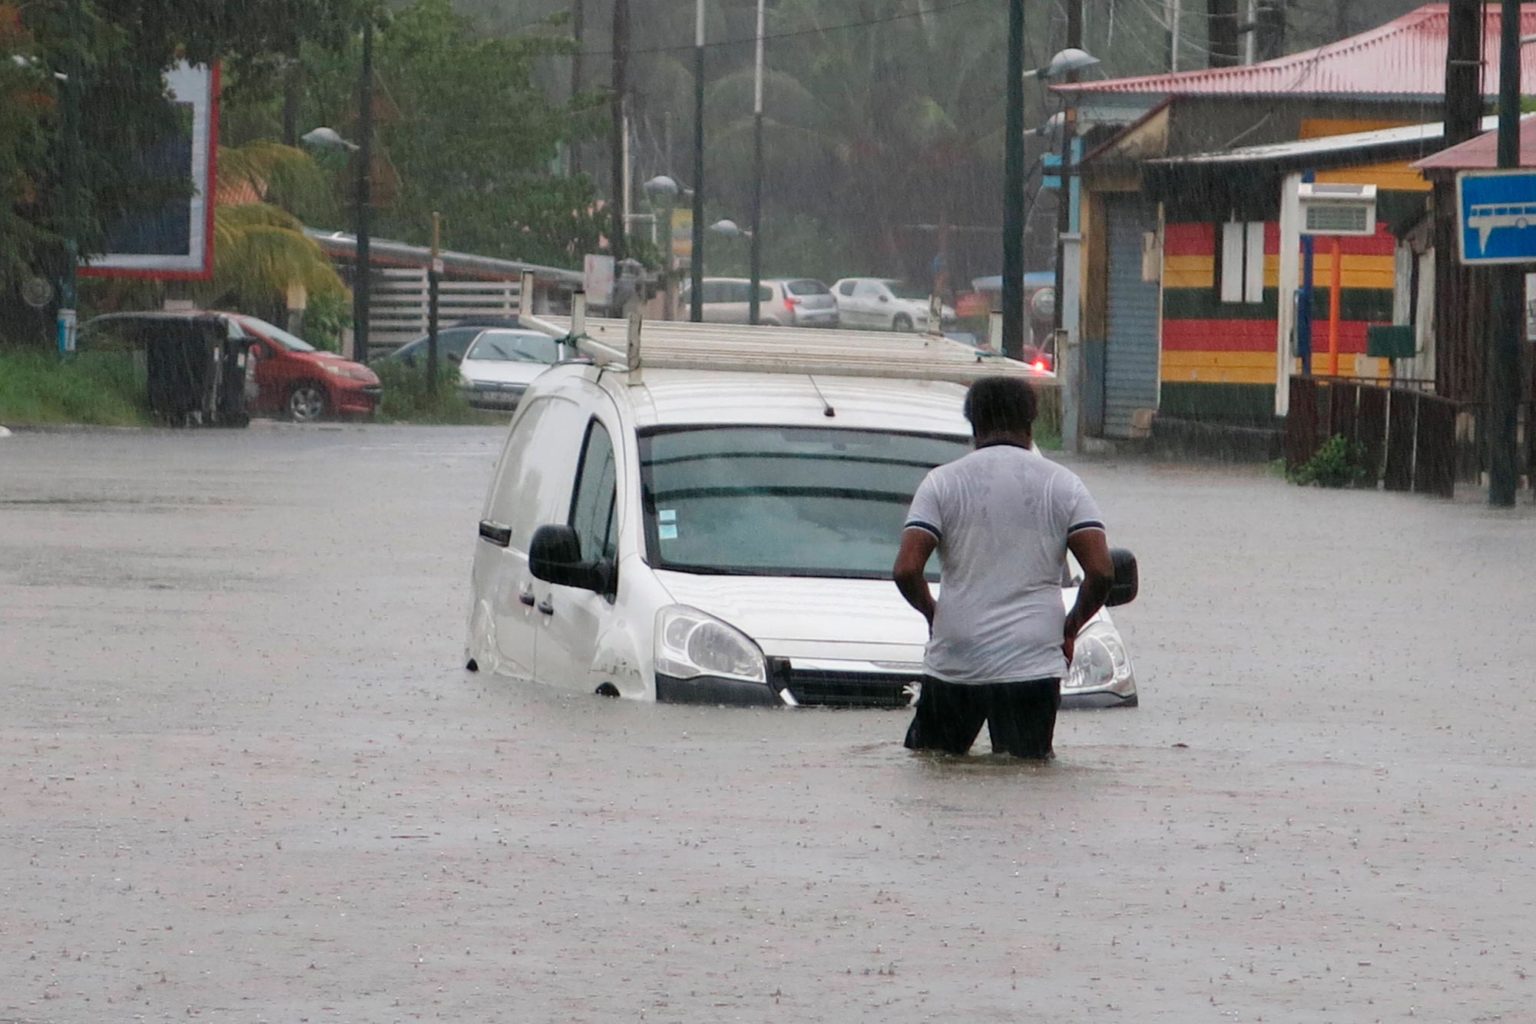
[963,376,1038,436]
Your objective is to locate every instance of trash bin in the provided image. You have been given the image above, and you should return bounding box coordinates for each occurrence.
[141,315,250,427]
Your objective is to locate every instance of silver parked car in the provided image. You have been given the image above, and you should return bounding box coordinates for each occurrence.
[678,277,839,327]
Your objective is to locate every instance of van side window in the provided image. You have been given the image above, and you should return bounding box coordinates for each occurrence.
[569,419,618,561]
[485,397,587,550]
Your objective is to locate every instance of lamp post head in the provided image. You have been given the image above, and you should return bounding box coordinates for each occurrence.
[1028,47,1100,80]
[644,175,681,200]
[302,126,359,152]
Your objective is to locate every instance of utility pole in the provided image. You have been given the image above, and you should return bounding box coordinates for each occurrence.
[689,0,706,322]
[748,0,765,326]
[1488,0,1522,506]
[610,0,628,262]
[1254,0,1285,61]
[1166,0,1181,71]
[1052,0,1083,337]
[571,0,584,177]
[427,212,441,391]
[56,0,84,358]
[354,17,374,366]
[1208,0,1240,67]
[1000,0,1026,359]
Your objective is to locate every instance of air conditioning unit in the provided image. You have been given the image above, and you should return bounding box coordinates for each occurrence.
[1298,183,1378,237]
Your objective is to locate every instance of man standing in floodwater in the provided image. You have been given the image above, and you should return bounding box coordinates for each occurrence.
[892,376,1114,759]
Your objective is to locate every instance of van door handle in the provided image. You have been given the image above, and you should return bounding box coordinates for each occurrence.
[537,597,555,615]
[518,591,536,607]
[479,520,511,547]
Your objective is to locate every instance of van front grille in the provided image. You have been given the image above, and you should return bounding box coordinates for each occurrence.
[772,663,922,709]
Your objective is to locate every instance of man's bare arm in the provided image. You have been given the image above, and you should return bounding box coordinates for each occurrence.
[1063,528,1113,661]
[892,528,939,627]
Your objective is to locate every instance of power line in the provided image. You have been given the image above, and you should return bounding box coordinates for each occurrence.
[574,0,993,59]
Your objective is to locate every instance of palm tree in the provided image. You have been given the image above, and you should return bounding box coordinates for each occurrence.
[201,142,346,319]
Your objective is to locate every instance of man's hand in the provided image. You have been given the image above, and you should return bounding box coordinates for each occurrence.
[1064,528,1113,668]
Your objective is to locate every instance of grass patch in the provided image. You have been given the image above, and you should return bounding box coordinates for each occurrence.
[373,360,502,425]
[0,349,150,427]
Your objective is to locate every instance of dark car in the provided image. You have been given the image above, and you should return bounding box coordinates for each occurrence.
[381,318,531,369]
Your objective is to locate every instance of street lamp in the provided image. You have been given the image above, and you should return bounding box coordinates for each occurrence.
[709,219,751,239]
[1024,47,1100,80]
[644,175,680,319]
[302,20,374,365]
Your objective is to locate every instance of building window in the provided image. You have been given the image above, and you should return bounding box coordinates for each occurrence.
[1219,221,1265,304]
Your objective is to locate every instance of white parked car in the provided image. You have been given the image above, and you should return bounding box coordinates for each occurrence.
[465,350,1138,708]
[677,277,839,327]
[831,277,956,332]
[455,328,566,409]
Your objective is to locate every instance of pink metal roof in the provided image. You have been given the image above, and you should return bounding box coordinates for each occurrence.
[1413,115,1536,170]
[1063,4,1536,99]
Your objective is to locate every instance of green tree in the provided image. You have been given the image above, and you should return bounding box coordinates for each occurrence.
[296,0,606,268]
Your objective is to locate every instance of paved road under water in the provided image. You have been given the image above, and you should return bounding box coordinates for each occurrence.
[1,424,1533,1023]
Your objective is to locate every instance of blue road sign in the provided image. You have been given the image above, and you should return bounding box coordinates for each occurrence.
[1457,170,1536,265]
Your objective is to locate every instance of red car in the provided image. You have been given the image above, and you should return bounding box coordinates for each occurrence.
[230,313,382,421]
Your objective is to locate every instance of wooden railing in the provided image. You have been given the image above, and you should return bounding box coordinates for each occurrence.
[1285,376,1462,498]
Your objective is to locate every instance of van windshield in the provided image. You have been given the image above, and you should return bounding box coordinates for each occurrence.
[639,426,968,578]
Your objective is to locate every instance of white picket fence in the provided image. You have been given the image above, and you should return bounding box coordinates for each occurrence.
[369,269,523,353]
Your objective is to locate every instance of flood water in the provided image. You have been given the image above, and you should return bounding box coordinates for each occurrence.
[2,424,1532,1022]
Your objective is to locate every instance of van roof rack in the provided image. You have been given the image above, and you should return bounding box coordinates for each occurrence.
[521,309,1055,387]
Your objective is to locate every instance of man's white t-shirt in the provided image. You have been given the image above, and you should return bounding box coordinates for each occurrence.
[903,442,1104,684]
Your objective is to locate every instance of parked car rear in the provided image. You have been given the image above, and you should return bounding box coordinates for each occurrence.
[678,277,838,327]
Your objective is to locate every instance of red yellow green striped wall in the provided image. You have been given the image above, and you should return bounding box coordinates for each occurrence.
[1161,221,1398,386]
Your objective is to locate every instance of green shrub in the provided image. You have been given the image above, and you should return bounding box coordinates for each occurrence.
[1288,433,1369,488]
[0,349,150,426]
[373,359,493,424]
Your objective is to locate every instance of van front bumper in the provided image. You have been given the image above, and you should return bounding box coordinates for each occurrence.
[655,673,780,707]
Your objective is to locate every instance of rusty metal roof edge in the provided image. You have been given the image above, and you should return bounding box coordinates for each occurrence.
[1145,114,1499,170]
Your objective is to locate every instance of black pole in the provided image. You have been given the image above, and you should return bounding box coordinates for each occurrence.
[748,0,764,326]
[1001,0,1026,359]
[1053,0,1083,342]
[570,0,584,177]
[610,0,628,262]
[1488,0,1522,506]
[55,0,85,358]
[354,17,373,366]
[427,212,441,393]
[690,0,706,323]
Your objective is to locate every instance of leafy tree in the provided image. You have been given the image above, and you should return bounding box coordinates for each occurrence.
[293,0,607,268]
[3,0,366,343]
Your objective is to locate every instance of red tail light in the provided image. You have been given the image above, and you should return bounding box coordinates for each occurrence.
[783,295,800,310]
[1031,359,1047,371]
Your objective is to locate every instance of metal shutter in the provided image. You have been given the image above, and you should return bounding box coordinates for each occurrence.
[1104,197,1160,439]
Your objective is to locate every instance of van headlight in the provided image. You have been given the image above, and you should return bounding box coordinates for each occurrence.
[1064,623,1132,691]
[655,605,766,684]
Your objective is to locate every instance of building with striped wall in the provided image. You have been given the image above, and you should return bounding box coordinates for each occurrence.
[1059,4,1536,438]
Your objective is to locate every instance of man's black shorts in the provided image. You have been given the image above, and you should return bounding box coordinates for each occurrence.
[903,676,1061,759]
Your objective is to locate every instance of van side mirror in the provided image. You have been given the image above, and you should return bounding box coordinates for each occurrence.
[1105,548,1139,607]
[529,524,611,593]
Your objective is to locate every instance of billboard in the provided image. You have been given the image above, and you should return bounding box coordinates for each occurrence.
[81,62,219,280]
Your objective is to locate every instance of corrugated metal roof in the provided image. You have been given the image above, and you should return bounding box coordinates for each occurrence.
[1413,114,1536,171]
[1151,115,1498,168]
[1061,4,1536,100]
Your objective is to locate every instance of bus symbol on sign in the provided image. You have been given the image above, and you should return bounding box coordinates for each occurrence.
[1457,171,1536,265]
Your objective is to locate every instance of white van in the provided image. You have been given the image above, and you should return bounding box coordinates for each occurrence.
[465,319,1137,708]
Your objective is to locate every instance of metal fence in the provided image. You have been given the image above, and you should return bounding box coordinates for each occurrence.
[370,270,524,352]
[1285,376,1461,498]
